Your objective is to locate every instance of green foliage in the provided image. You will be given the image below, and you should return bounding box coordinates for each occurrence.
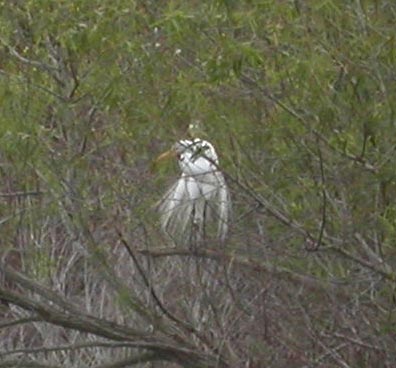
[1,0,395,261]
[1,0,396,366]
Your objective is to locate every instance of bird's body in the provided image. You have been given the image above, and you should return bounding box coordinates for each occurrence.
[157,139,230,246]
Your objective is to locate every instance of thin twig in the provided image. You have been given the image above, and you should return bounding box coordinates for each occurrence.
[0,317,41,329]
[310,140,327,251]
[0,360,60,368]
[94,352,162,368]
[240,74,378,173]
[116,229,212,348]
[0,191,43,198]
[137,247,350,297]
[0,342,141,358]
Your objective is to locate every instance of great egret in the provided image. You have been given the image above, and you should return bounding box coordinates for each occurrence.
[156,138,230,246]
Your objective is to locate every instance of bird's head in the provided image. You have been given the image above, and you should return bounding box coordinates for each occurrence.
[154,139,219,174]
[175,139,218,164]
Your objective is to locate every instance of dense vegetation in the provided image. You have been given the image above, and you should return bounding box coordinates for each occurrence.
[1,1,396,367]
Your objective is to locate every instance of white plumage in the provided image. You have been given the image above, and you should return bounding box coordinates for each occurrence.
[157,138,230,245]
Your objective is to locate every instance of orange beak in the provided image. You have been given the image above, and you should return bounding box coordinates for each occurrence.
[151,148,177,172]
[155,148,176,163]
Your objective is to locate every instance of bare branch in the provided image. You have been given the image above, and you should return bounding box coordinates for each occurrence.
[0,69,66,101]
[0,191,43,198]
[309,140,327,251]
[0,360,60,368]
[5,44,59,72]
[323,245,396,281]
[240,73,378,173]
[0,317,41,329]
[138,247,350,296]
[0,342,142,358]
[0,266,229,368]
[117,229,207,342]
[94,352,162,368]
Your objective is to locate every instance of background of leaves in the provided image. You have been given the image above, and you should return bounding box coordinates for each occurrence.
[1,1,396,367]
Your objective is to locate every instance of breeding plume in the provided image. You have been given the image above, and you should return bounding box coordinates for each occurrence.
[157,138,230,245]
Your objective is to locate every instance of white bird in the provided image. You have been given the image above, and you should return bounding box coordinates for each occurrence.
[156,138,231,246]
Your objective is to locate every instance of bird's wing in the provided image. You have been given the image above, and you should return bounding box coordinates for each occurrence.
[157,170,230,244]
[158,175,200,242]
[215,172,231,242]
[190,171,230,242]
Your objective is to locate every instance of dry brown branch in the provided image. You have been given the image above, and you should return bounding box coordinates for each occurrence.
[0,317,41,329]
[94,352,162,368]
[137,247,350,297]
[0,360,61,368]
[0,264,230,368]
[0,342,141,358]
[0,191,43,198]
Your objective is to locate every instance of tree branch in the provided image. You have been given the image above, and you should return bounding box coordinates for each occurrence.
[0,342,139,358]
[0,265,228,368]
[138,247,350,297]
[0,191,43,198]
[0,360,60,368]
[117,229,210,346]
[94,352,162,368]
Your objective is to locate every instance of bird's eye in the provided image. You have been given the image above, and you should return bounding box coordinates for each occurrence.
[197,145,209,154]
[190,145,208,162]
